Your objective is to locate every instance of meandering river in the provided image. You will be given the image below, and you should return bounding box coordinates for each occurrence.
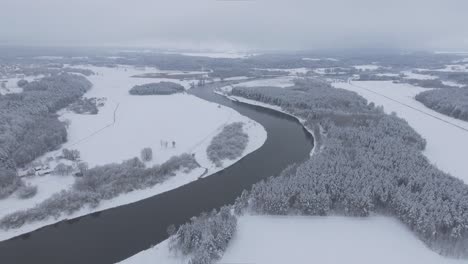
[0,83,314,264]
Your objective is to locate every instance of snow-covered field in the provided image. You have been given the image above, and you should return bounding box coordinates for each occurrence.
[402,71,437,80]
[334,81,468,183]
[220,76,295,93]
[163,51,256,59]
[220,215,463,264]
[354,64,380,71]
[0,65,267,242]
[0,76,41,95]
[302,57,339,62]
[122,215,462,264]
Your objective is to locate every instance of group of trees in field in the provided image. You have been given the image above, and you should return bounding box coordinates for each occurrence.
[416,88,468,121]
[0,154,198,230]
[169,78,468,263]
[67,97,103,115]
[129,82,185,95]
[170,206,237,264]
[0,73,92,199]
[402,78,453,89]
[207,122,248,167]
[140,147,153,162]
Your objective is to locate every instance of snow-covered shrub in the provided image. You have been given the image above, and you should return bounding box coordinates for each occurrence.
[67,97,99,115]
[17,79,28,88]
[16,184,38,199]
[0,168,21,199]
[62,149,80,161]
[140,147,153,162]
[54,163,73,176]
[207,122,248,167]
[0,154,198,230]
[129,82,185,95]
[415,87,468,121]
[171,206,237,264]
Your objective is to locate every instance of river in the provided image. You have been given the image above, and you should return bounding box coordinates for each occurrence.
[0,83,314,263]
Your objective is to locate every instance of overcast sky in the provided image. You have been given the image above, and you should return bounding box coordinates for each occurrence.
[1,0,468,51]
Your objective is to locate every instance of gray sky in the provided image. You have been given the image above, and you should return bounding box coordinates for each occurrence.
[1,0,468,51]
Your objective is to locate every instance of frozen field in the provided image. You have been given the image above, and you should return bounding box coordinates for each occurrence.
[122,215,462,264]
[334,80,468,183]
[0,65,267,242]
[0,76,41,95]
[220,215,462,264]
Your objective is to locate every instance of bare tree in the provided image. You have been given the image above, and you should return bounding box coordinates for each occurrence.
[140,147,153,162]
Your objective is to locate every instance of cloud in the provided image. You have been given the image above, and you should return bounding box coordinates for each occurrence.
[1,0,467,51]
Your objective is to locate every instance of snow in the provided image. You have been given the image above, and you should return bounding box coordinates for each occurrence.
[163,51,256,59]
[122,215,462,264]
[225,76,296,90]
[220,215,463,264]
[354,64,380,71]
[0,65,267,242]
[302,57,339,62]
[402,71,437,80]
[334,80,468,183]
[0,76,41,95]
[376,73,400,77]
[442,80,464,87]
[255,67,310,76]
[434,64,468,73]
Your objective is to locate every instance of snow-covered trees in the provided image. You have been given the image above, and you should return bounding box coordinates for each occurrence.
[129,82,185,95]
[62,149,80,161]
[140,147,153,162]
[170,206,237,264]
[207,122,248,167]
[415,88,468,121]
[0,168,20,199]
[229,82,468,258]
[0,154,199,230]
[16,79,28,88]
[0,73,91,198]
[16,184,38,199]
[54,163,73,176]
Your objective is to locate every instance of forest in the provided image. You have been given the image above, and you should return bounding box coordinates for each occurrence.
[169,79,468,264]
[0,73,92,199]
[129,82,185,95]
[415,87,468,121]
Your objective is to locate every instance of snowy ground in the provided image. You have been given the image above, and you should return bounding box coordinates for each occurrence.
[302,57,339,62]
[220,215,463,264]
[334,80,468,183]
[354,64,380,71]
[0,65,267,242]
[121,215,462,264]
[220,76,296,93]
[163,51,257,59]
[0,75,41,95]
[402,70,437,80]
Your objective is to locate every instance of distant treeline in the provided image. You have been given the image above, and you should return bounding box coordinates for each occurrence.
[129,82,185,95]
[416,88,468,121]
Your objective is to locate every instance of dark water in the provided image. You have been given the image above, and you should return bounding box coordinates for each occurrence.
[0,85,313,264]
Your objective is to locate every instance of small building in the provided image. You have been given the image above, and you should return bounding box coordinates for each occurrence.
[37,168,53,176]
